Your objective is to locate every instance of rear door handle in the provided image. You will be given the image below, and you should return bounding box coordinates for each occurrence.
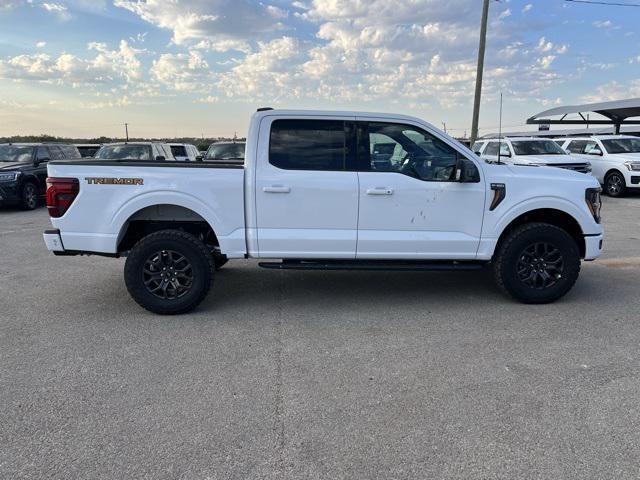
[263,185,291,193]
[366,187,393,195]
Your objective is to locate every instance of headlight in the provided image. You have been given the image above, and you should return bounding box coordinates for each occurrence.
[624,161,640,171]
[0,171,20,182]
[585,187,602,224]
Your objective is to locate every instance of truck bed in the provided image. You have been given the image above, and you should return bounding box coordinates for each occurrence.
[47,160,247,257]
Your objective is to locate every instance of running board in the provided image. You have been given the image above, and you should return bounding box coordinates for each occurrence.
[258,260,484,271]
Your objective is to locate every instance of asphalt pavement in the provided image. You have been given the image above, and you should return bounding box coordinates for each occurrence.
[1,195,640,479]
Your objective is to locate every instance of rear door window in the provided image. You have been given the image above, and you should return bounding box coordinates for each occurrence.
[269,120,348,171]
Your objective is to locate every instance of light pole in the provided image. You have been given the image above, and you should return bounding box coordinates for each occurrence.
[124,123,129,142]
[470,0,490,144]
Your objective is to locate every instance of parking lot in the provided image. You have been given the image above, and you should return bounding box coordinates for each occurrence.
[1,195,640,479]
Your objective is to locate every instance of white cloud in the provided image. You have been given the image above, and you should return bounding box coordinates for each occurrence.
[113,0,288,51]
[41,2,71,21]
[0,39,144,85]
[498,9,511,20]
[537,55,556,70]
[581,80,640,103]
[36,41,47,48]
[522,4,533,13]
[151,50,210,91]
[537,37,554,53]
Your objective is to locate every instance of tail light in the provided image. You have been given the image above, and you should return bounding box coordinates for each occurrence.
[46,177,79,218]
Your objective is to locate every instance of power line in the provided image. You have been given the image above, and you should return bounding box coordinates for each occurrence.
[564,0,640,6]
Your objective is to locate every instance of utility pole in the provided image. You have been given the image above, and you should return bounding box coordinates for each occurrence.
[442,122,447,134]
[470,0,491,145]
[124,123,129,142]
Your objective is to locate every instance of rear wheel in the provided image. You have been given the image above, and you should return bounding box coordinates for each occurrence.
[605,171,626,197]
[124,230,215,314]
[20,182,38,210]
[493,223,580,304]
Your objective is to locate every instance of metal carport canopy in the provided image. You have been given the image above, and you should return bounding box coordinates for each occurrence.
[527,98,640,134]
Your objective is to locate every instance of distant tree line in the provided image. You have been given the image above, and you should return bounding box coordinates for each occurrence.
[0,134,246,152]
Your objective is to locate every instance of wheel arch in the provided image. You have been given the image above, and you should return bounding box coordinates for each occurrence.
[494,208,586,258]
[116,203,219,254]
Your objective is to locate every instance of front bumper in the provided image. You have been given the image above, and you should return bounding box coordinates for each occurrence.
[584,233,604,261]
[0,183,21,205]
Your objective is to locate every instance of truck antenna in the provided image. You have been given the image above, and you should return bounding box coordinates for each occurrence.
[497,91,503,165]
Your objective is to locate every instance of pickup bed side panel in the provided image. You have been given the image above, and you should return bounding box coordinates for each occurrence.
[47,163,246,257]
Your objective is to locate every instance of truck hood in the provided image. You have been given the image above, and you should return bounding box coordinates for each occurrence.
[505,163,599,186]
[512,154,583,166]
[0,162,27,170]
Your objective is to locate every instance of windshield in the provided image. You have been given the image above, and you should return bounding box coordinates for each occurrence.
[205,143,245,160]
[0,145,34,162]
[511,140,566,156]
[602,138,640,154]
[95,145,151,160]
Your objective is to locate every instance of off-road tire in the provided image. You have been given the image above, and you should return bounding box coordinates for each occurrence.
[604,171,626,197]
[493,222,580,304]
[124,230,215,314]
[20,182,38,210]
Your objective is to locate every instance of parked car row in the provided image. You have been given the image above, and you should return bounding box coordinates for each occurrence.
[472,135,640,197]
[86,141,245,164]
[0,142,81,209]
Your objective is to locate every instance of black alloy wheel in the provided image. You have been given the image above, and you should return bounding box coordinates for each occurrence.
[516,242,564,289]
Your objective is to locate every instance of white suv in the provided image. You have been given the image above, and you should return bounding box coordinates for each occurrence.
[476,137,592,174]
[558,135,640,197]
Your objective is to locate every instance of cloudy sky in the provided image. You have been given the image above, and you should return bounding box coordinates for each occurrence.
[0,0,638,138]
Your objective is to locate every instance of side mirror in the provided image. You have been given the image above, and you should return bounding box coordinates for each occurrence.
[499,151,511,158]
[455,157,480,183]
[195,155,203,161]
[35,157,50,165]
[590,149,603,156]
[155,155,165,161]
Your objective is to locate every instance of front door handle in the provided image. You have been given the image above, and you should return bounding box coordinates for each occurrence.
[263,185,291,193]
[366,187,393,195]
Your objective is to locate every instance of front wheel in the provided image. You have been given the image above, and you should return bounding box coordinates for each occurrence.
[605,171,626,197]
[493,223,580,304]
[20,182,38,210]
[124,230,215,314]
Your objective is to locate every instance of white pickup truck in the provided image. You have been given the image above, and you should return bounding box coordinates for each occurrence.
[43,109,604,314]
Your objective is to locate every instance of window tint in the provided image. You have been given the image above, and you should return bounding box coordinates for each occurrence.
[364,122,459,182]
[36,146,50,161]
[171,145,186,157]
[270,120,346,171]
